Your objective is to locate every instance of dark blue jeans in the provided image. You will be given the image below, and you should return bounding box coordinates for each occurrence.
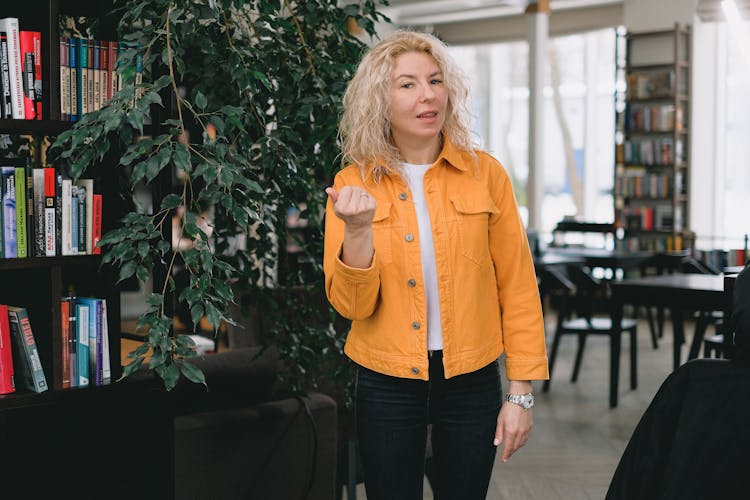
[356,352,502,500]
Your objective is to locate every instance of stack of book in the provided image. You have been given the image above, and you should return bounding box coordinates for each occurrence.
[0,17,42,120]
[60,295,111,389]
[0,303,47,394]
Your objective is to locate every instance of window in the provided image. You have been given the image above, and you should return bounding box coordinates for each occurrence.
[448,28,617,239]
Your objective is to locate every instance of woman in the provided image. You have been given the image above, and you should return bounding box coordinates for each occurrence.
[324,30,548,500]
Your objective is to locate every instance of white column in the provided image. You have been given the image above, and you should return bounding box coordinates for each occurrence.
[526,1,549,231]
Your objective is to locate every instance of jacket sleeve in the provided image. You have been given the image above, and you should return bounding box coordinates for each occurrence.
[486,158,548,381]
[323,173,381,321]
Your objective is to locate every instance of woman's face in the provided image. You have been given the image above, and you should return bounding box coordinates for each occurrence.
[389,51,448,148]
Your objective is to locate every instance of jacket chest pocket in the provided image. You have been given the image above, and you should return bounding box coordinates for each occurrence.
[372,202,395,266]
[449,192,499,266]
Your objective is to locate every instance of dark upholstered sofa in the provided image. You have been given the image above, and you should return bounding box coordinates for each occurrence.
[134,346,339,500]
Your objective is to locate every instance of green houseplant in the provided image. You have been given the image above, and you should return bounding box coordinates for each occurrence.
[49,0,389,392]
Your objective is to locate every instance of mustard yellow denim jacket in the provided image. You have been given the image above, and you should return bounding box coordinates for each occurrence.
[324,138,548,381]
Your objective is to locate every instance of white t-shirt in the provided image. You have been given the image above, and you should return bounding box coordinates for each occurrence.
[402,163,443,351]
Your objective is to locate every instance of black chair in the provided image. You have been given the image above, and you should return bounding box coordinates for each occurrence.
[542,265,639,400]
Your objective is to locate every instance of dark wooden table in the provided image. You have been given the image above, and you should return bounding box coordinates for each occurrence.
[609,273,728,407]
[545,247,653,275]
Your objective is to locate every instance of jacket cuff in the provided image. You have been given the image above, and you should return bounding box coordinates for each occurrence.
[333,242,378,283]
[505,356,550,381]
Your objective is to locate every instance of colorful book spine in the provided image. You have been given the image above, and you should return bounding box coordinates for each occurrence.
[75,301,89,387]
[31,31,41,119]
[61,179,72,255]
[75,179,92,254]
[44,167,56,256]
[0,31,11,118]
[108,40,118,98]
[0,18,25,119]
[24,163,33,257]
[18,31,36,120]
[60,298,70,388]
[1,166,16,258]
[100,299,110,384]
[92,193,102,254]
[7,306,47,393]
[86,38,94,114]
[0,303,15,394]
[60,37,70,121]
[69,37,78,122]
[100,42,109,106]
[64,293,77,388]
[92,40,100,111]
[13,167,26,258]
[78,37,87,117]
[71,185,79,254]
[32,168,44,256]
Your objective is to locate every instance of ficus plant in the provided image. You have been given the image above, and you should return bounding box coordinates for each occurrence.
[48,0,389,392]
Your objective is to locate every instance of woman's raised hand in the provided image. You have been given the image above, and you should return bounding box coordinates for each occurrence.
[326,186,377,229]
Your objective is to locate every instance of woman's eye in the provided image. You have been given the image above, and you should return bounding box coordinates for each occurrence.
[401,83,414,89]
[431,79,443,85]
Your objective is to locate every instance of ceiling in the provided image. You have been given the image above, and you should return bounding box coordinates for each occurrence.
[382,0,624,25]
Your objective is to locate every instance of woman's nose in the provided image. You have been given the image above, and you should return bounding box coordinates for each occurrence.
[419,83,435,101]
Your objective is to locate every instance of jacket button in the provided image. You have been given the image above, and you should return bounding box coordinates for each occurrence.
[405,233,414,242]
[407,279,416,287]
[398,192,407,201]
[411,322,420,330]
[411,367,420,375]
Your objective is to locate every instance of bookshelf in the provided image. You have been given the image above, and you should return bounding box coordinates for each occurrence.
[614,24,691,252]
[0,0,122,397]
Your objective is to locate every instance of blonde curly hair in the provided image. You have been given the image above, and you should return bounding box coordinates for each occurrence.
[339,30,475,180]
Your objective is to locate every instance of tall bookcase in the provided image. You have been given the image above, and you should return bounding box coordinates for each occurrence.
[0,0,122,395]
[614,24,691,252]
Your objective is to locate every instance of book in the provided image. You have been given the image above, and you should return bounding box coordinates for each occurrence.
[18,31,37,120]
[7,306,47,393]
[13,167,27,258]
[77,297,100,385]
[78,37,87,117]
[75,301,89,387]
[100,299,110,383]
[44,167,56,256]
[86,38,94,114]
[0,303,15,394]
[61,178,73,255]
[32,168,45,256]
[24,163,34,256]
[71,185,79,254]
[60,37,70,121]
[92,193,102,254]
[92,40,100,111]
[60,298,71,388]
[0,18,25,119]
[108,40,118,98]
[75,178,93,254]
[69,37,78,122]
[31,31,42,119]
[100,42,109,106]
[0,31,12,118]
[62,293,77,388]
[1,166,16,258]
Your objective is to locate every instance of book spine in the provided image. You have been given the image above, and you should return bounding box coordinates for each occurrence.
[18,31,36,120]
[92,193,102,254]
[61,179,72,255]
[76,302,89,387]
[44,167,56,256]
[24,163,33,257]
[0,18,25,119]
[69,37,78,122]
[100,299,110,384]
[109,40,118,99]
[2,167,17,258]
[55,170,62,256]
[60,37,69,121]
[86,39,94,114]
[0,32,12,118]
[8,306,47,393]
[32,168,44,256]
[0,303,15,394]
[60,299,70,388]
[75,185,85,254]
[67,293,77,387]
[78,37,87,117]
[71,185,78,254]
[32,31,41,119]
[100,41,108,106]
[92,40,100,111]
[13,167,26,258]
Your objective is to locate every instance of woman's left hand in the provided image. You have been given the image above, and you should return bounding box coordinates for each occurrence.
[494,402,533,462]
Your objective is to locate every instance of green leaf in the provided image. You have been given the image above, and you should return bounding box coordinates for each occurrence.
[157,363,180,391]
[160,193,183,210]
[190,304,205,328]
[180,361,206,386]
[118,260,137,282]
[146,293,164,308]
[122,356,145,377]
[194,91,207,110]
[173,145,191,172]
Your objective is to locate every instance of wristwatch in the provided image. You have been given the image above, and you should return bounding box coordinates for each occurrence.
[505,392,534,410]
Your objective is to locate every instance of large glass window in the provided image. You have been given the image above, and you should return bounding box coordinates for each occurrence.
[722,19,750,250]
[448,28,617,239]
